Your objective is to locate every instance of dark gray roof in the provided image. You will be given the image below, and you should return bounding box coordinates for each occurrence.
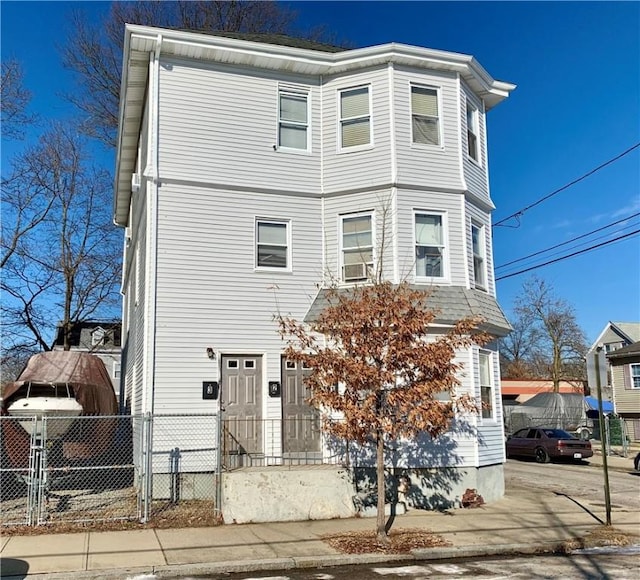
[175,29,347,53]
[304,285,512,337]
[606,340,640,359]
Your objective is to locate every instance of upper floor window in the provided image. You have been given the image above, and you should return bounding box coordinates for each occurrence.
[631,364,640,389]
[278,90,309,151]
[411,85,440,146]
[341,213,373,282]
[339,86,371,149]
[479,351,493,419]
[415,212,446,279]
[256,219,290,269]
[466,101,479,162]
[471,223,486,290]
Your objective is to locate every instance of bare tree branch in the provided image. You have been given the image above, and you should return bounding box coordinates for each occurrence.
[1,59,37,139]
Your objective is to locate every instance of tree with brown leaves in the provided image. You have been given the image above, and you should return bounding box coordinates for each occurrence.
[278,281,489,543]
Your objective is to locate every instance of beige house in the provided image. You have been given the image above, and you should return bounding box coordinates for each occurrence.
[607,341,640,442]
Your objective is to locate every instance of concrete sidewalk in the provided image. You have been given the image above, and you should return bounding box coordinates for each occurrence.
[2,462,639,580]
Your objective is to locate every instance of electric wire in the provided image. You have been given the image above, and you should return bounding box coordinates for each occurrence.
[495,229,640,281]
[493,143,640,228]
[495,211,640,270]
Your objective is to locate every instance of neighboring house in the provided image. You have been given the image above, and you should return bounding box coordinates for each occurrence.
[588,322,640,401]
[607,341,640,442]
[501,380,584,405]
[113,25,515,503]
[52,321,122,398]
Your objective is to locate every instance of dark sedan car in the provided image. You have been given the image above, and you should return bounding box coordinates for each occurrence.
[506,427,593,464]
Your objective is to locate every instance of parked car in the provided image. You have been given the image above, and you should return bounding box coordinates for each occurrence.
[506,427,593,464]
[634,452,640,472]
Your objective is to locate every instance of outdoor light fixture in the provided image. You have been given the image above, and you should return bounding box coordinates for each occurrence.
[206,347,215,360]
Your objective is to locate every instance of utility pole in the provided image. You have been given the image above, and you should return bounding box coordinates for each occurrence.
[595,345,612,526]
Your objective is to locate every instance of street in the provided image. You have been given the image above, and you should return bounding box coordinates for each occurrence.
[504,458,640,512]
[178,550,640,579]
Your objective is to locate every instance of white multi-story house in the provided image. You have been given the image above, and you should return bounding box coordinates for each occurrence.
[114,25,515,504]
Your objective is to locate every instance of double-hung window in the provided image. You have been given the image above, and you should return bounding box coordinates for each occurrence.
[339,86,371,149]
[479,351,493,419]
[415,212,446,279]
[341,213,373,282]
[466,101,479,162]
[256,219,290,269]
[411,85,440,146]
[471,223,486,289]
[631,364,640,389]
[278,90,309,151]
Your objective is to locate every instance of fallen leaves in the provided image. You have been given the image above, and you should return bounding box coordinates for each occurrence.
[322,527,451,554]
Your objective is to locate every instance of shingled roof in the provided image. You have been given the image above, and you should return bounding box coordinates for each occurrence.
[304,285,512,337]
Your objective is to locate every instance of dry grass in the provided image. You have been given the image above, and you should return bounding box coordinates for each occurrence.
[560,525,639,553]
[1,500,222,536]
[322,527,451,554]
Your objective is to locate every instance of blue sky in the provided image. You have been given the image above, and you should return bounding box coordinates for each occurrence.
[2,1,639,344]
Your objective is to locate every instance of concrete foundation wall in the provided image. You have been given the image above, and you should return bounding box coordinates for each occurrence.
[221,463,504,524]
[222,467,357,524]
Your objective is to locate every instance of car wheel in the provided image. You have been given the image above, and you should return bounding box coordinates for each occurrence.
[634,453,640,472]
[535,447,550,464]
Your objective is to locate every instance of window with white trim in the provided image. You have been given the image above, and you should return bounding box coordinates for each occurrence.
[339,86,371,149]
[411,85,440,146]
[256,219,290,269]
[415,212,446,279]
[341,213,373,282]
[466,101,479,162]
[479,351,493,419]
[471,223,486,289]
[113,361,121,380]
[631,364,640,389]
[278,90,309,151]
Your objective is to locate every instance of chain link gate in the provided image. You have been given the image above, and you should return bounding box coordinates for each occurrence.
[1,413,223,528]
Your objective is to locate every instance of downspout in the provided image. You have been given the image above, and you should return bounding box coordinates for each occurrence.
[320,74,326,286]
[143,34,162,415]
[387,62,398,283]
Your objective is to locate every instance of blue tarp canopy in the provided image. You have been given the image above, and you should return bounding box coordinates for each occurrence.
[584,396,614,414]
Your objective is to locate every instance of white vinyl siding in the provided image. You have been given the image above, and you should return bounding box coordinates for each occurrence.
[411,85,440,146]
[341,213,374,282]
[255,219,290,270]
[278,90,309,151]
[339,86,371,150]
[414,211,447,280]
[393,67,463,191]
[397,190,464,285]
[152,183,322,413]
[158,58,320,194]
[465,202,495,294]
[322,67,391,194]
[461,82,489,200]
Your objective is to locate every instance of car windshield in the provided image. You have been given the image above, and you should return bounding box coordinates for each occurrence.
[541,429,574,439]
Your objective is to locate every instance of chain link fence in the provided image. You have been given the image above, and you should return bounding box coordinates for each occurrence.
[1,413,221,528]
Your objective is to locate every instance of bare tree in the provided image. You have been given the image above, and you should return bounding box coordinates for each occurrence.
[61,1,334,146]
[1,59,36,139]
[498,312,540,379]
[512,277,588,390]
[278,281,489,544]
[1,121,121,357]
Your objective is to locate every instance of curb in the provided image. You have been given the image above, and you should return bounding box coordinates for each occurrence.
[8,542,570,580]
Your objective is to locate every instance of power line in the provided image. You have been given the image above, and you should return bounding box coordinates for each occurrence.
[495,211,640,270]
[495,229,640,281]
[493,143,640,228]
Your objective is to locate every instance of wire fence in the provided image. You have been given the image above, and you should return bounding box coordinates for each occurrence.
[1,413,349,528]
